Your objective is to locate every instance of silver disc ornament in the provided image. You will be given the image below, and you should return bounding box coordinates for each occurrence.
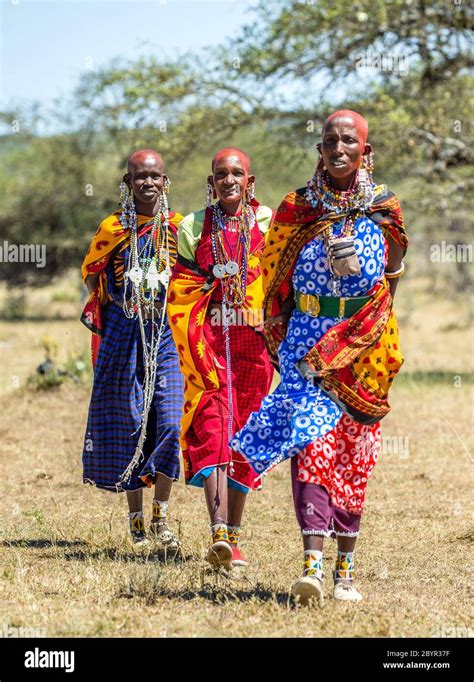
[212,264,227,279]
[225,260,239,276]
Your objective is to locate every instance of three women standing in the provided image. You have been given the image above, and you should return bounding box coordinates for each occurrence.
[81,113,407,606]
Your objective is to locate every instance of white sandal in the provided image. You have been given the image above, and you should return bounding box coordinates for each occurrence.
[292,574,324,607]
[149,522,180,551]
[333,580,363,602]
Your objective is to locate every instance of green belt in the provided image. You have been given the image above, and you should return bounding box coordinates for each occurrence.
[294,290,371,318]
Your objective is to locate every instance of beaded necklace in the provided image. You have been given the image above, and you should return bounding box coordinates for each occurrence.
[209,200,255,474]
[210,202,253,309]
[122,212,171,313]
[305,167,375,294]
[119,193,171,486]
[306,168,372,221]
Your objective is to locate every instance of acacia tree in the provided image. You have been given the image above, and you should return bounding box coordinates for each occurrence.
[0,0,471,290]
[229,0,473,170]
[227,0,473,291]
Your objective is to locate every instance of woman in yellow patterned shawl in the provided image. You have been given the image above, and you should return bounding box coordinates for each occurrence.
[231,112,407,604]
[81,149,184,552]
[168,148,274,569]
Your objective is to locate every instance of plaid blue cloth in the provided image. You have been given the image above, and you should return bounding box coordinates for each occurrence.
[82,300,184,492]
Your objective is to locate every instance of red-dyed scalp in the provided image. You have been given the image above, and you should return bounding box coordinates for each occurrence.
[323,110,369,146]
[212,147,251,173]
[127,149,164,173]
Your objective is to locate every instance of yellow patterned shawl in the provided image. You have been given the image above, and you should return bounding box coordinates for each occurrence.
[167,205,272,451]
[80,210,182,364]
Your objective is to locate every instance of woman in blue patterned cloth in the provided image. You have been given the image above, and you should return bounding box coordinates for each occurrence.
[231,111,408,605]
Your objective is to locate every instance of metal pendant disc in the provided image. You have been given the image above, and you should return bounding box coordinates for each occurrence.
[225,260,239,276]
[212,264,227,279]
[127,266,143,286]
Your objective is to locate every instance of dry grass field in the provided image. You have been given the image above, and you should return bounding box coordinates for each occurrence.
[0,276,472,638]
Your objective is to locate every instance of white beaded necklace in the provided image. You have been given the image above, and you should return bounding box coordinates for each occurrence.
[118,189,171,486]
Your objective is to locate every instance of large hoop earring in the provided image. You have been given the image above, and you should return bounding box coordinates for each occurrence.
[119,181,129,207]
[246,181,255,203]
[205,182,215,208]
[359,151,374,187]
[315,155,326,191]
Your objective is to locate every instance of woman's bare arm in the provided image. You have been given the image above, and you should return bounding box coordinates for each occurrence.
[385,235,405,299]
[84,273,100,294]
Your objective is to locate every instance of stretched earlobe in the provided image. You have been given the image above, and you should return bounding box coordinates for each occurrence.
[205,182,214,208]
[246,180,256,203]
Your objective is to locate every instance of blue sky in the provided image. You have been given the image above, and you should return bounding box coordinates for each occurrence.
[0,0,254,109]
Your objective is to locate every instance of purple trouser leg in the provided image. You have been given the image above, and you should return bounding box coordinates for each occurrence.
[291,457,361,537]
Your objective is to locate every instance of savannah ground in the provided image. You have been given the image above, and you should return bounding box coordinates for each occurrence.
[0,275,472,638]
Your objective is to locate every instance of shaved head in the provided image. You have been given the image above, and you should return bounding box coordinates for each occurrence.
[127,148,164,173]
[212,147,251,173]
[124,148,167,215]
[323,110,369,146]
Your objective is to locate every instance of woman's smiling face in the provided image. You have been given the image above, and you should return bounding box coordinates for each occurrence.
[127,153,165,205]
[208,148,254,213]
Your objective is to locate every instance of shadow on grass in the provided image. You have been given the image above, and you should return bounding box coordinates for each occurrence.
[2,539,87,549]
[0,315,80,323]
[60,547,194,565]
[117,579,294,609]
[2,539,193,565]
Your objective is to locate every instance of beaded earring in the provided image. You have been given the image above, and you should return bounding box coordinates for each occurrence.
[245,181,255,204]
[317,154,327,176]
[159,177,171,216]
[119,181,130,207]
[359,152,374,184]
[205,182,215,208]
[305,156,325,207]
[159,188,169,215]
[358,151,374,203]
[119,181,136,224]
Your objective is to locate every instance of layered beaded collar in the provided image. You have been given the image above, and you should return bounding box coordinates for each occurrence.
[305,169,374,215]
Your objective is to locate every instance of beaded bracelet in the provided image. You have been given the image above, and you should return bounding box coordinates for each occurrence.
[385,262,405,279]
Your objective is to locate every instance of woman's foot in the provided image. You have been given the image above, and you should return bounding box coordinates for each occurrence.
[149,521,180,551]
[230,546,249,567]
[333,579,363,602]
[207,523,232,569]
[128,513,150,550]
[207,540,233,569]
[333,552,362,601]
[292,574,324,607]
[293,549,324,606]
[129,531,150,550]
[228,525,249,567]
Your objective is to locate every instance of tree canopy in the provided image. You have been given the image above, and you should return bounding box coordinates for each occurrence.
[0,0,472,292]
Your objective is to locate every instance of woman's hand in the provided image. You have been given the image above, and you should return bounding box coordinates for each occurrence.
[264,313,289,331]
[264,297,295,331]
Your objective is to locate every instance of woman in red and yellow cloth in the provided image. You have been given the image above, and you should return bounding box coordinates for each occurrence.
[231,111,408,604]
[167,147,273,568]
